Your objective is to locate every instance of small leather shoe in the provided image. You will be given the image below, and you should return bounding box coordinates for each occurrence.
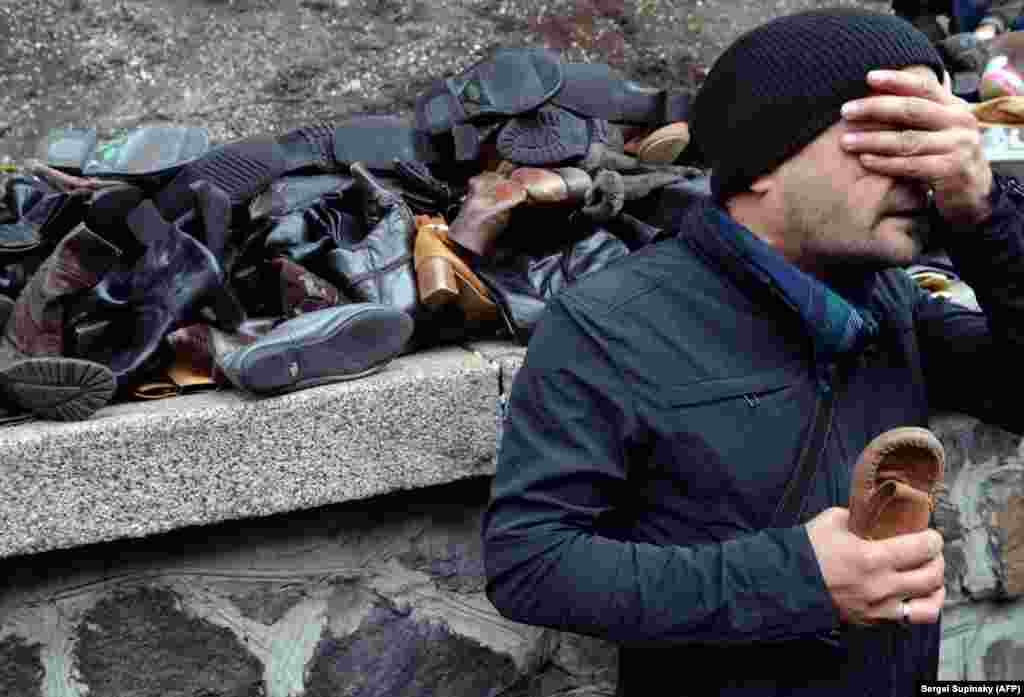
[848,427,945,540]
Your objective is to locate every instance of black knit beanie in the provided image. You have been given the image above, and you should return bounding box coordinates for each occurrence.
[691,8,946,202]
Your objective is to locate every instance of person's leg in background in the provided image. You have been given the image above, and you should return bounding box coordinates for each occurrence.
[952,0,991,33]
[894,0,953,42]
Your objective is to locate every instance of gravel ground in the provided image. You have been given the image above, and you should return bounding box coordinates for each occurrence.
[0,0,893,162]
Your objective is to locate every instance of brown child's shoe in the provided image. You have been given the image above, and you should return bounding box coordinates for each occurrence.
[848,427,945,540]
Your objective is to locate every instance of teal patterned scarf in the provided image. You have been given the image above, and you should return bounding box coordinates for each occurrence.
[710,207,880,390]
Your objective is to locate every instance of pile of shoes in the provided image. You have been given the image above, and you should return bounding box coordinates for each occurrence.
[0,47,708,422]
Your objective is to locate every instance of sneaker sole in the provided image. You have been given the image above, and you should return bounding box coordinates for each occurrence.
[235,307,414,395]
[0,357,116,421]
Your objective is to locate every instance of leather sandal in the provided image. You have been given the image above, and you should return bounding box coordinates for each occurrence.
[848,427,945,541]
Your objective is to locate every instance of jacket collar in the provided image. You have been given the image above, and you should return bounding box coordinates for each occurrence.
[680,199,881,387]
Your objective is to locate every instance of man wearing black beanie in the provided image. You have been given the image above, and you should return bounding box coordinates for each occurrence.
[483,8,1024,696]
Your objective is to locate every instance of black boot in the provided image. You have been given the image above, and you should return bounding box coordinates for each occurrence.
[152,136,286,221]
[74,201,238,386]
[321,163,419,316]
[0,224,120,420]
[264,189,360,265]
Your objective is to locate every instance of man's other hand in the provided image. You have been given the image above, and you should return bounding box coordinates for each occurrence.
[805,507,945,626]
[839,68,994,228]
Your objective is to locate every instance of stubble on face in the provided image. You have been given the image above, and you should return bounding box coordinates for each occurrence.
[776,132,930,279]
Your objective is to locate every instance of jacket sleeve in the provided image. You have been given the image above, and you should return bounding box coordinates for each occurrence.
[481,295,839,648]
[915,174,1024,435]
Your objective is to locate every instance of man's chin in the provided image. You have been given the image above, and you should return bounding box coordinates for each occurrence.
[820,227,923,276]
[879,214,929,262]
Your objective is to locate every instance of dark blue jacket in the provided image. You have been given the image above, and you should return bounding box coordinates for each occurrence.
[482,175,1024,696]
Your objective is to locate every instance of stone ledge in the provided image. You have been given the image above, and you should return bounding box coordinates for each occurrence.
[0,343,510,560]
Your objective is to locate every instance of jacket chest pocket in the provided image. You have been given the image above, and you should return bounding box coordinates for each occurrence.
[648,367,815,508]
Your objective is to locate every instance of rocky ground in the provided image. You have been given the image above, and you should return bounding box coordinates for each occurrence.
[0,0,894,163]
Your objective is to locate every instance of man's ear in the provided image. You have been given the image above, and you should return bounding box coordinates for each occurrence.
[749,174,774,195]
[726,173,776,219]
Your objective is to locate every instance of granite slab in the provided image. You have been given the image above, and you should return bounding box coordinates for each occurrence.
[0,344,506,559]
[465,340,527,395]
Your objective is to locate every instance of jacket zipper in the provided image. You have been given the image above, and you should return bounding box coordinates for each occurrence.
[772,363,844,526]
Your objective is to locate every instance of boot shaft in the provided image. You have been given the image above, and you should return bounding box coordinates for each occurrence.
[447,172,527,257]
[4,224,120,359]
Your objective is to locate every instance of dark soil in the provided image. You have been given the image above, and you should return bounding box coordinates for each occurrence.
[0,0,891,162]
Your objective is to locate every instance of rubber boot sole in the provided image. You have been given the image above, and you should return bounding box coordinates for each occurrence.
[0,357,116,421]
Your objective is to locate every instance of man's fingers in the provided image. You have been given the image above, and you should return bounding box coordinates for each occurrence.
[842,95,975,131]
[856,152,958,182]
[841,128,965,158]
[866,585,945,625]
[877,553,945,601]
[865,69,956,106]
[874,529,944,571]
[839,70,993,225]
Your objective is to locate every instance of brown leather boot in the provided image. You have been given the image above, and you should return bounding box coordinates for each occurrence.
[848,427,945,541]
[508,167,592,206]
[0,224,120,420]
[413,214,497,325]
[447,172,527,257]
